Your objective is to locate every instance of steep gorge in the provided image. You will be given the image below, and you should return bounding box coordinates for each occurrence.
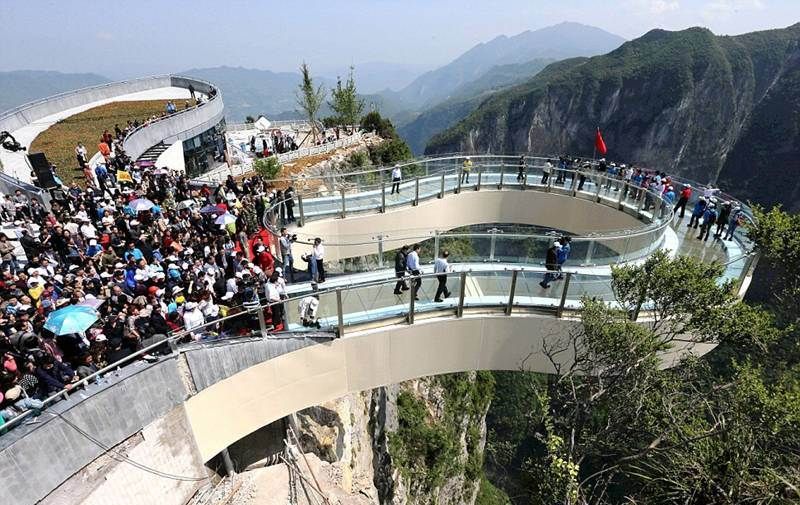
[425,24,800,210]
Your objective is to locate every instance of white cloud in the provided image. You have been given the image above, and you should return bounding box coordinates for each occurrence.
[704,0,766,15]
[648,0,681,14]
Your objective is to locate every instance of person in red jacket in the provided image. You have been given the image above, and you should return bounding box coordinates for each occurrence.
[256,245,275,277]
[673,184,692,219]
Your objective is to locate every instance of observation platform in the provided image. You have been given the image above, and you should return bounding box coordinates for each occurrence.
[0,155,757,505]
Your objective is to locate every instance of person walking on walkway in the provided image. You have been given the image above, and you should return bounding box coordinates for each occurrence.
[674,184,692,219]
[279,228,294,283]
[461,157,473,184]
[434,250,452,302]
[540,241,560,289]
[556,236,571,279]
[391,164,402,194]
[517,155,526,183]
[697,204,718,242]
[393,245,410,295]
[406,243,422,300]
[541,159,553,185]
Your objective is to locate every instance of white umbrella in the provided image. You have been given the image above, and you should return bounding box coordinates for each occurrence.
[176,199,195,210]
[215,212,238,225]
[129,198,155,212]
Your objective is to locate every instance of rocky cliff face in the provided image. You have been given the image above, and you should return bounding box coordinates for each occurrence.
[426,25,800,210]
[293,372,494,505]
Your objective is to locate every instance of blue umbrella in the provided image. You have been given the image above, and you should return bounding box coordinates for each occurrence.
[44,305,99,335]
[199,204,219,214]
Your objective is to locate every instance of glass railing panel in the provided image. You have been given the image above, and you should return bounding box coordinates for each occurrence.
[285,290,339,331]
[492,235,550,265]
[461,270,514,310]
[513,270,562,309]
[337,279,408,327]
[565,273,615,305]
[584,236,630,265]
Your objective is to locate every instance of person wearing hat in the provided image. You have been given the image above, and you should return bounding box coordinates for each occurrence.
[182,301,205,338]
[461,156,473,184]
[674,184,692,219]
[298,282,321,329]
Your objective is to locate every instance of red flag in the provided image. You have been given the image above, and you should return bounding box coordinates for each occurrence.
[595,127,607,156]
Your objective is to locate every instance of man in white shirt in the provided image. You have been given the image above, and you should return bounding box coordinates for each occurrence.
[312,237,325,283]
[405,243,422,300]
[182,301,205,339]
[433,250,452,302]
[391,164,402,194]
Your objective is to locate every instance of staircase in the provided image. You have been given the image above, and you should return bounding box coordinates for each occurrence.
[136,142,172,164]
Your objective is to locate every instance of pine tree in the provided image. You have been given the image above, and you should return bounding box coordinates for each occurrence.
[296,62,325,143]
[329,66,365,127]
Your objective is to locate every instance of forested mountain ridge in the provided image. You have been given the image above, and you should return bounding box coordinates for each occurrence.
[0,70,110,112]
[426,24,800,210]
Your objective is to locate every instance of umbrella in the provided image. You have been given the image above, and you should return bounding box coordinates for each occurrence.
[176,199,195,210]
[129,198,155,212]
[44,305,99,335]
[215,212,238,225]
[78,298,105,310]
[152,167,169,175]
[199,204,219,214]
[136,160,155,168]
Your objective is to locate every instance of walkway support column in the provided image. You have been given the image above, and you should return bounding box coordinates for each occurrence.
[505,270,518,315]
[456,272,467,318]
[381,182,386,213]
[297,195,305,227]
[556,273,572,318]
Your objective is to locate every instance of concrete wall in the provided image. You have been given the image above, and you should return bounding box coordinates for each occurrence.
[184,314,716,462]
[0,358,189,505]
[122,96,225,161]
[155,141,186,172]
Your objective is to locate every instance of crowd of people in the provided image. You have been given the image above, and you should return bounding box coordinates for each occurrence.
[1,122,308,427]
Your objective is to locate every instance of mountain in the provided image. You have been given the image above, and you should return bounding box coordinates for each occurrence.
[320,61,433,94]
[398,58,557,153]
[390,22,625,110]
[0,70,110,112]
[426,24,800,211]
[182,66,337,121]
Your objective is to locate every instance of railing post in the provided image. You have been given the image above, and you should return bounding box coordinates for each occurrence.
[595,176,603,202]
[556,273,572,318]
[456,168,462,194]
[414,177,420,205]
[505,270,518,315]
[381,182,386,213]
[619,236,632,263]
[340,188,346,219]
[499,161,504,189]
[335,288,345,337]
[439,172,445,198]
[408,282,416,324]
[489,228,499,262]
[637,191,646,218]
[434,230,440,260]
[297,194,305,227]
[476,167,482,191]
[583,240,596,266]
[256,304,269,338]
[456,271,467,318]
[570,171,578,196]
[617,183,626,209]
[377,234,385,268]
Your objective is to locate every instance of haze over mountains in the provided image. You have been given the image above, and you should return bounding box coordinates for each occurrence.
[427,23,800,211]
[0,70,110,112]
[0,22,624,139]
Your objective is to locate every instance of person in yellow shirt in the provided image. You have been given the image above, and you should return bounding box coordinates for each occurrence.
[28,279,44,301]
[461,157,473,183]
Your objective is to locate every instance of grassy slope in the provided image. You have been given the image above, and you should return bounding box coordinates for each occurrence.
[29,99,188,186]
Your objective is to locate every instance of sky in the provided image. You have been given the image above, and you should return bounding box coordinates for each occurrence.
[0,0,797,78]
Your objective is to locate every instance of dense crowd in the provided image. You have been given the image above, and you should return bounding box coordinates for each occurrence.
[1,125,304,427]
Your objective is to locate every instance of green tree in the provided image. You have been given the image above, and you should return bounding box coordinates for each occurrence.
[360,110,398,139]
[296,62,325,143]
[245,115,256,123]
[252,156,281,180]
[329,66,364,127]
[489,251,795,504]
